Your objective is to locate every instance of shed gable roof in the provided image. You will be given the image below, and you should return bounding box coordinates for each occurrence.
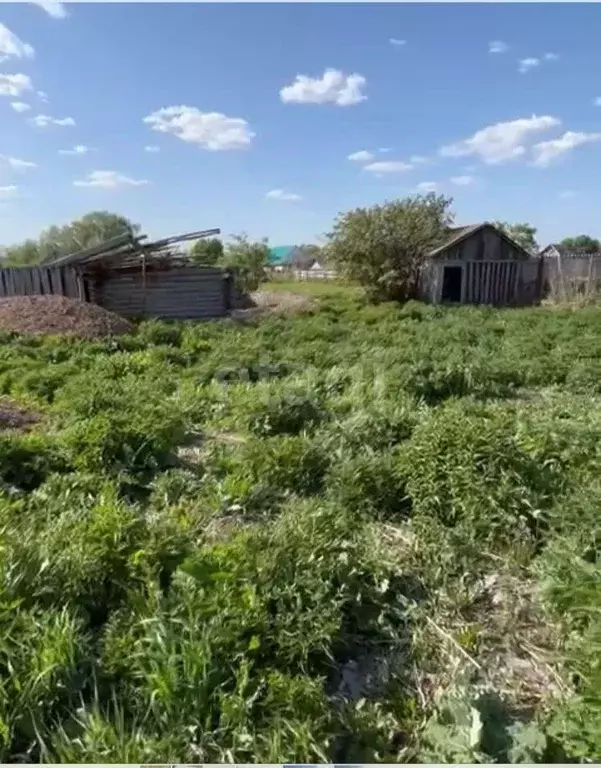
[427,222,534,260]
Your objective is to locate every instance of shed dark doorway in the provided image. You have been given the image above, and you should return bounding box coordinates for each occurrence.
[441,265,463,302]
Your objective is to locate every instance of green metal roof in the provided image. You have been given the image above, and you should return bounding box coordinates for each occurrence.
[269,245,297,265]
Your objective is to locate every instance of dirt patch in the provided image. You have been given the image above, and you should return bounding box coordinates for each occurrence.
[231,290,315,322]
[0,295,133,339]
[0,398,40,432]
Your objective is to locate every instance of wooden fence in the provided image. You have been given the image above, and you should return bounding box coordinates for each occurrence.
[0,266,85,299]
[543,253,601,301]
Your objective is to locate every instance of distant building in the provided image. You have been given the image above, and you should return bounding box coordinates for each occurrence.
[268,245,334,278]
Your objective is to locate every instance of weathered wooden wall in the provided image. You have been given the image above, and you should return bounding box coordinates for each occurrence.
[97,266,230,319]
[543,253,601,299]
[0,266,86,299]
[419,258,542,306]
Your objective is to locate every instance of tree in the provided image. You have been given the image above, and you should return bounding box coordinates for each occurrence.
[326,193,455,302]
[492,221,538,254]
[3,211,140,266]
[2,239,42,266]
[559,235,601,254]
[222,233,270,292]
[190,237,224,265]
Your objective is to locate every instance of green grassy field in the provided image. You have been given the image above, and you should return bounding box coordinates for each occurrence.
[0,287,599,762]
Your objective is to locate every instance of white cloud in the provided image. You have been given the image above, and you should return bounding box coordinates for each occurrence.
[0,185,17,196]
[440,114,560,164]
[532,130,601,167]
[144,145,160,153]
[348,149,374,162]
[450,175,476,186]
[489,40,508,54]
[143,106,254,150]
[0,73,32,97]
[0,24,35,62]
[518,57,541,73]
[32,0,67,18]
[2,155,36,169]
[37,90,49,102]
[265,188,303,202]
[416,181,438,192]
[559,190,576,199]
[593,96,601,107]
[364,160,413,173]
[544,52,559,61]
[279,68,367,106]
[409,154,430,164]
[73,170,149,189]
[11,101,30,112]
[31,114,75,127]
[389,38,406,46]
[58,144,91,155]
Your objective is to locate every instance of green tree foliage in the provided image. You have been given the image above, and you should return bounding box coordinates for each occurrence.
[559,235,601,253]
[492,221,538,254]
[2,211,140,266]
[325,193,455,301]
[189,237,224,265]
[222,232,270,292]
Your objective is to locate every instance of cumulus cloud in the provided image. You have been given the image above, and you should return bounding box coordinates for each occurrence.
[518,58,541,73]
[532,130,601,167]
[416,181,438,192]
[488,40,508,54]
[144,106,254,150]
[0,185,18,196]
[31,114,75,127]
[389,38,406,46]
[265,189,303,202]
[593,97,601,107]
[1,155,36,169]
[440,114,560,164]
[544,52,559,61]
[280,68,367,106]
[0,24,34,62]
[32,0,67,18]
[348,150,375,162]
[144,145,160,153]
[37,90,49,102]
[59,144,91,155]
[0,73,32,97]
[11,101,30,112]
[73,170,149,189]
[364,160,413,173]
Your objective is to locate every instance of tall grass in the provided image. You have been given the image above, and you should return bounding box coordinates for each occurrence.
[0,291,599,761]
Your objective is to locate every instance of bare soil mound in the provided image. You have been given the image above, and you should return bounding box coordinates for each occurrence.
[0,295,133,339]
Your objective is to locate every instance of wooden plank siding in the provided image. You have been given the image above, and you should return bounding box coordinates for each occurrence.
[0,266,83,299]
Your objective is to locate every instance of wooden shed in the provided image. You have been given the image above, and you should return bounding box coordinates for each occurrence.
[417,223,543,306]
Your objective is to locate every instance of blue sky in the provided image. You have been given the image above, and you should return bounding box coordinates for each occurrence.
[1,1,601,249]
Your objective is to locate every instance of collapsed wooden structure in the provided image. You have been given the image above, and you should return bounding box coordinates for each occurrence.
[0,227,236,320]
